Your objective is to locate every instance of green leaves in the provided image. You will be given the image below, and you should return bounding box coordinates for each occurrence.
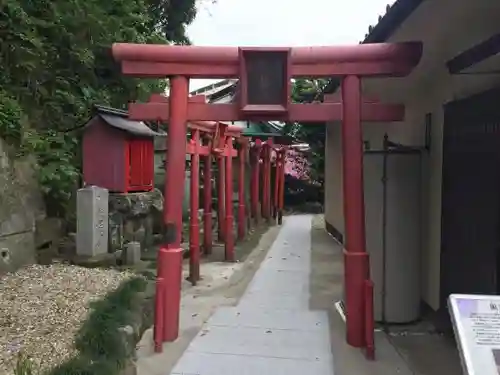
[284,79,329,186]
[0,0,196,217]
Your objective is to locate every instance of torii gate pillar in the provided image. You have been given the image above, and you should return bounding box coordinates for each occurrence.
[341,75,369,347]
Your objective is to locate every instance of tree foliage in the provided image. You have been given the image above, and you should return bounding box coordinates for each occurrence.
[282,78,331,186]
[0,0,199,216]
[284,149,311,180]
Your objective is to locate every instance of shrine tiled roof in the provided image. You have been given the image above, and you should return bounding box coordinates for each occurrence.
[93,105,165,137]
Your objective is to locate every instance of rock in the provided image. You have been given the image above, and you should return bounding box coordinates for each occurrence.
[35,217,64,249]
[119,360,137,375]
[109,189,163,217]
[0,139,45,275]
[108,189,164,253]
[70,252,119,268]
[123,242,141,265]
[77,186,109,257]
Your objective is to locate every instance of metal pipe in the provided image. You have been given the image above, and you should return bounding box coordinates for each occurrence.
[154,277,165,352]
[278,149,285,225]
[364,280,375,360]
[381,134,389,324]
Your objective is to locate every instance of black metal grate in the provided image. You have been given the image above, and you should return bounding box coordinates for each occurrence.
[440,88,500,319]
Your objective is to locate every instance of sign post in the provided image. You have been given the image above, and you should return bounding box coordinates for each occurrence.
[449,294,500,374]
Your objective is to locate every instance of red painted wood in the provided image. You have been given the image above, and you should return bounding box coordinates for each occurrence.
[128,101,405,123]
[157,247,182,342]
[255,144,262,224]
[83,118,129,192]
[273,152,280,220]
[342,75,369,348]
[188,130,201,285]
[364,279,375,360]
[128,139,154,192]
[120,60,422,79]
[113,42,423,78]
[160,76,188,341]
[186,143,237,157]
[237,140,247,240]
[250,145,260,224]
[163,76,189,249]
[145,94,243,137]
[113,42,422,64]
[224,137,235,262]
[239,48,291,116]
[217,157,225,242]
[260,147,266,219]
[129,141,142,187]
[113,39,424,354]
[123,137,130,193]
[203,148,213,255]
[263,143,272,221]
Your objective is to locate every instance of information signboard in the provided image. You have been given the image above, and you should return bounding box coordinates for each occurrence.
[448,294,500,375]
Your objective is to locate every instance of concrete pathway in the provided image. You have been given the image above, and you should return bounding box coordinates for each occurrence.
[170,215,334,375]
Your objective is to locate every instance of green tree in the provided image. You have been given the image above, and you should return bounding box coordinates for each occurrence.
[283,78,331,186]
[0,0,198,216]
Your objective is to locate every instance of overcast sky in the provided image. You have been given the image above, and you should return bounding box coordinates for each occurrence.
[186,0,394,91]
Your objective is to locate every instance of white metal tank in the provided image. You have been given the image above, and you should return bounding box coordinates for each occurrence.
[363,147,421,323]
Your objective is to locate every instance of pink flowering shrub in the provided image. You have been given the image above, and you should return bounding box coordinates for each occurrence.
[284,149,311,181]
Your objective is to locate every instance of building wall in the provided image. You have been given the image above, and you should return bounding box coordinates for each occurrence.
[83,120,126,191]
[324,122,342,236]
[324,66,500,310]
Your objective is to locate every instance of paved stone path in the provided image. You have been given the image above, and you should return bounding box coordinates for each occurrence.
[170,215,335,375]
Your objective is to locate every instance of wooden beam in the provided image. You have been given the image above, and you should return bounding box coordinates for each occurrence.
[446,33,500,74]
[113,42,423,78]
[129,101,405,123]
[147,95,243,137]
[121,60,419,79]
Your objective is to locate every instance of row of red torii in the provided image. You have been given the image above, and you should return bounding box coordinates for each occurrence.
[112,41,423,360]
[141,93,287,347]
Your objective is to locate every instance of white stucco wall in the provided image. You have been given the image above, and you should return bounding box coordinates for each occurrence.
[323,0,500,310]
[324,122,343,235]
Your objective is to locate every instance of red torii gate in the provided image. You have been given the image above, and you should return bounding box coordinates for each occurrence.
[186,120,242,283]
[149,93,244,282]
[248,137,286,226]
[112,42,422,354]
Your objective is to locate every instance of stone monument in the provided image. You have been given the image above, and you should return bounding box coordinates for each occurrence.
[77,186,109,257]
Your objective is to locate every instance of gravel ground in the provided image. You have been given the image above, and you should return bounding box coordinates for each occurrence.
[0,263,134,375]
